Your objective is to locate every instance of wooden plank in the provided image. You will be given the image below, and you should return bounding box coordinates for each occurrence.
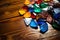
[0,0,24,20]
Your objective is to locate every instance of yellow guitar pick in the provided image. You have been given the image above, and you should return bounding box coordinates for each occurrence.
[19,9,26,15]
[23,12,31,18]
[24,0,30,5]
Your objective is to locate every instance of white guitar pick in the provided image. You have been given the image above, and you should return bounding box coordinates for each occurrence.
[24,18,32,25]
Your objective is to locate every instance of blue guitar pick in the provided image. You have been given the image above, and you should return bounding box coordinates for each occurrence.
[40,22,48,33]
[37,18,46,25]
[30,19,38,29]
[54,13,60,20]
[53,8,60,14]
[28,7,34,13]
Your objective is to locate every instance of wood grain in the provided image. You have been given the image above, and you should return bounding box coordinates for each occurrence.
[0,0,60,40]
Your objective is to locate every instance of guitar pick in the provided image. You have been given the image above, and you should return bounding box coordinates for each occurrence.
[40,22,48,33]
[39,3,48,8]
[53,8,60,14]
[33,4,39,8]
[30,19,38,29]
[28,7,34,13]
[34,7,42,13]
[24,0,30,5]
[53,13,60,20]
[19,9,26,15]
[51,21,60,30]
[23,12,31,18]
[35,0,42,4]
[31,13,36,19]
[24,18,32,25]
[22,6,28,11]
[37,18,46,25]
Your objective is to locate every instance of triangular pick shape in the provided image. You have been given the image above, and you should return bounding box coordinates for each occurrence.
[30,19,38,29]
[24,18,32,25]
[40,22,48,33]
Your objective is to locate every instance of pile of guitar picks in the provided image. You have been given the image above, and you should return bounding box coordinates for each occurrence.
[19,0,60,33]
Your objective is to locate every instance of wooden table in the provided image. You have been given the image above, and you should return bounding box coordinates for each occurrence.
[0,0,60,40]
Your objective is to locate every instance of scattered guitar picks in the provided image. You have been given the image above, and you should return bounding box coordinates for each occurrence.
[19,0,60,34]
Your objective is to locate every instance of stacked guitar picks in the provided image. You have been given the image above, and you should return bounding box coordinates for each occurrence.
[19,0,60,33]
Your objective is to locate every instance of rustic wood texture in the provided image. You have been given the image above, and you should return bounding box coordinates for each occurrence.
[0,0,60,40]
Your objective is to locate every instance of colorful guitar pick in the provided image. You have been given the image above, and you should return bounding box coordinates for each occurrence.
[51,21,60,30]
[19,9,26,15]
[30,19,38,29]
[31,13,36,19]
[37,18,46,25]
[39,2,48,8]
[34,7,42,13]
[40,22,48,33]
[36,0,42,4]
[28,7,34,12]
[24,18,32,25]
[24,0,30,5]
[53,13,60,20]
[23,12,31,18]
[53,8,60,14]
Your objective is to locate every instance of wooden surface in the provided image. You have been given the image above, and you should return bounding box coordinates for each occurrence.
[0,0,60,40]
